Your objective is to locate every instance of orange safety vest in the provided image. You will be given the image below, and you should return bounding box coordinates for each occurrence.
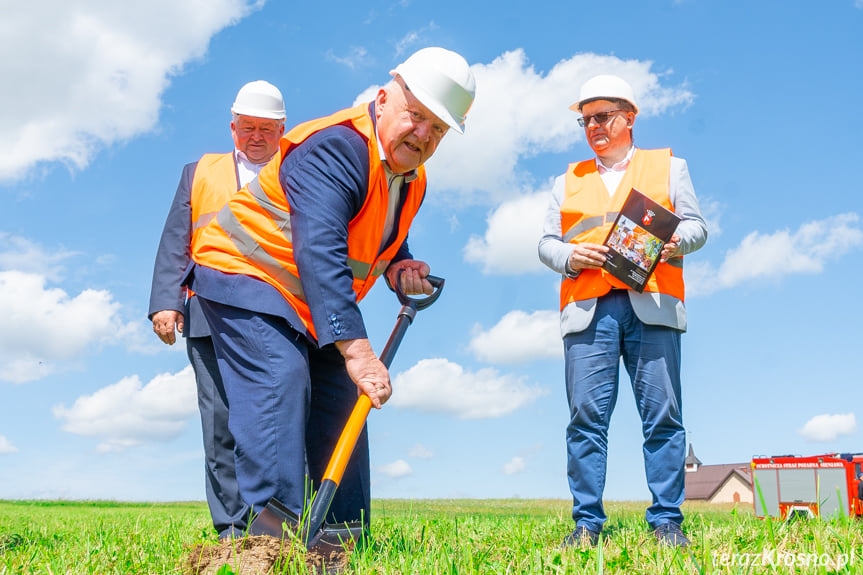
[559,148,685,311]
[190,153,239,253]
[191,104,427,340]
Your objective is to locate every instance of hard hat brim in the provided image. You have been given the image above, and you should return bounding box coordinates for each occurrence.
[392,71,466,135]
[569,97,639,115]
[231,106,286,120]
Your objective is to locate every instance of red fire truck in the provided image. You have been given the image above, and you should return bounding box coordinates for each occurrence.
[751,453,863,519]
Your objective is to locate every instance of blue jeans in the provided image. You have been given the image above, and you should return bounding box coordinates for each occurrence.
[197,298,370,531]
[564,290,685,532]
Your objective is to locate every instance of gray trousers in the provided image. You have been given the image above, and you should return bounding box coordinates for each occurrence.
[187,335,246,537]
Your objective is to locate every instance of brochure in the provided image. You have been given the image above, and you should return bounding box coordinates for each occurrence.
[601,188,681,292]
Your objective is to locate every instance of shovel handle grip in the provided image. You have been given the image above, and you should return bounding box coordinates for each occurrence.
[395,272,445,310]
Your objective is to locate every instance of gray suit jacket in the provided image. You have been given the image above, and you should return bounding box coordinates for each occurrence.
[538,151,707,335]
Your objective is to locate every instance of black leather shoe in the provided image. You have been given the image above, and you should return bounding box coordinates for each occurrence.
[653,522,690,548]
[561,525,600,548]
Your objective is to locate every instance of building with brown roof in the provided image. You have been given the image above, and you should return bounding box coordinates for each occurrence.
[684,444,753,504]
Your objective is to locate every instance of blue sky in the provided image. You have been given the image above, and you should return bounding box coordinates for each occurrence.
[1,1,862,504]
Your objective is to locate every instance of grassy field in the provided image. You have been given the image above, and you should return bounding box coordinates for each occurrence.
[1,498,861,574]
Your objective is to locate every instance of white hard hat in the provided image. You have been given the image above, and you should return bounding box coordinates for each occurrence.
[390,47,476,134]
[570,74,639,115]
[231,80,286,120]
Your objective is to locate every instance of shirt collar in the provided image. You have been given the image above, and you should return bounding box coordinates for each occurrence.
[234,149,270,169]
[597,145,636,174]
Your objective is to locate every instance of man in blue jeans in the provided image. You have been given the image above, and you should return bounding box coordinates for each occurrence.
[538,74,707,547]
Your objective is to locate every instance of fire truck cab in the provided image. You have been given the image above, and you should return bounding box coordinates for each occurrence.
[751,453,863,519]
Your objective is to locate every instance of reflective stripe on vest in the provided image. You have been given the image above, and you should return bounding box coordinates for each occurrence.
[192,212,217,233]
[214,194,306,300]
[562,213,619,243]
[347,257,390,281]
[559,148,685,308]
[246,178,294,245]
[191,103,427,340]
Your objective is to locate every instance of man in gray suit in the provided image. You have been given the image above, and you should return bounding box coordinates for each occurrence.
[538,74,707,549]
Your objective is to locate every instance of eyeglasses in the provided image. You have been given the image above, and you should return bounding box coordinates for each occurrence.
[577,110,625,128]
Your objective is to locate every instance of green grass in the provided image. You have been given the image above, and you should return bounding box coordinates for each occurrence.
[1,499,861,574]
[0,500,208,574]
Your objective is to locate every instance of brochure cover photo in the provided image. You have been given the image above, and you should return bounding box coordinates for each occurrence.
[602,188,681,292]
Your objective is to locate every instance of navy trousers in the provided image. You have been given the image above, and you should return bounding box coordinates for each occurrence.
[198,297,371,531]
[186,335,246,538]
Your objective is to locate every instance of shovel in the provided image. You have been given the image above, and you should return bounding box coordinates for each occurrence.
[248,273,445,550]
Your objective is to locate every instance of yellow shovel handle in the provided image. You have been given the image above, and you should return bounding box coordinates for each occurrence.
[322,393,372,485]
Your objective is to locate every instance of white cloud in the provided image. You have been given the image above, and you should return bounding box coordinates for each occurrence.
[0,234,78,281]
[469,310,562,364]
[325,46,370,69]
[353,85,380,107]
[0,436,18,455]
[0,0,262,182]
[115,318,174,356]
[464,191,550,275]
[686,213,862,297]
[503,456,526,475]
[799,413,857,442]
[389,358,548,419]
[393,23,438,57]
[425,49,694,205]
[408,443,434,459]
[53,366,197,452]
[378,459,413,479]
[0,271,133,383]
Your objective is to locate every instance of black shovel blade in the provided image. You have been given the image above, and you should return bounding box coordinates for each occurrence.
[248,497,301,538]
[249,497,365,551]
[305,521,365,575]
[308,520,365,549]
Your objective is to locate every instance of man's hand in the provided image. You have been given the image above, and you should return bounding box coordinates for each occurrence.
[661,233,681,263]
[567,243,609,271]
[152,310,184,345]
[385,260,433,295]
[335,338,392,409]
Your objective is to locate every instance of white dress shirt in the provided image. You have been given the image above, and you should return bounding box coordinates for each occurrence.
[235,150,269,187]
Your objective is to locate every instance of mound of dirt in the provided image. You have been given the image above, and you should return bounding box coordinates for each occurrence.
[184,535,353,575]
